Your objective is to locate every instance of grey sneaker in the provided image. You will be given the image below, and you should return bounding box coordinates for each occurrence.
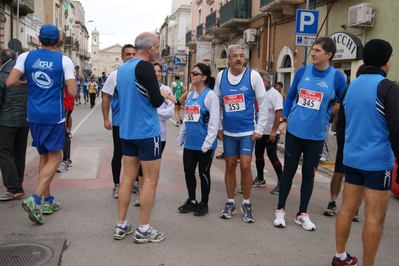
[134,199,140,207]
[252,178,266,187]
[271,183,280,195]
[112,184,119,198]
[113,224,134,240]
[42,198,61,214]
[22,197,44,224]
[352,209,360,222]
[241,203,255,223]
[132,181,140,195]
[323,201,337,216]
[57,161,68,173]
[220,202,236,219]
[133,227,165,244]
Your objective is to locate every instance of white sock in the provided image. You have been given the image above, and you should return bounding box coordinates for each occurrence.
[243,199,250,205]
[227,199,235,204]
[117,220,127,228]
[139,224,149,233]
[336,252,347,260]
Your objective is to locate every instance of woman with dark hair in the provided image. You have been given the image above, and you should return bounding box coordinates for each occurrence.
[176,63,220,216]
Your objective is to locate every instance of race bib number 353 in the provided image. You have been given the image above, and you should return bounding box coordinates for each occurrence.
[184,105,200,122]
[223,94,246,112]
[298,89,323,110]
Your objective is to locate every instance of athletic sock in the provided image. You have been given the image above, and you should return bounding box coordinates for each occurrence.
[32,194,42,205]
[139,224,149,233]
[227,199,235,204]
[243,199,250,205]
[43,195,53,203]
[117,220,127,228]
[336,252,347,260]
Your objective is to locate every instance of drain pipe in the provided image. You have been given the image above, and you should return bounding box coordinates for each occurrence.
[266,13,271,71]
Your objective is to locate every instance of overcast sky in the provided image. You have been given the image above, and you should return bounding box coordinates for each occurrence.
[80,0,172,49]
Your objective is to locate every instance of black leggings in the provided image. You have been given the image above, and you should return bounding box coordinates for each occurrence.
[112,126,123,184]
[89,93,96,107]
[254,135,282,182]
[277,131,324,213]
[183,148,214,204]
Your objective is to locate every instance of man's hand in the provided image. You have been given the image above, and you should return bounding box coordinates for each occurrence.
[160,88,177,104]
[270,130,277,142]
[217,130,224,141]
[252,132,262,142]
[278,122,287,135]
[104,120,112,130]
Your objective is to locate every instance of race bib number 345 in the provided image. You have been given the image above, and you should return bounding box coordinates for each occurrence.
[223,94,246,112]
[298,89,323,110]
[184,105,200,122]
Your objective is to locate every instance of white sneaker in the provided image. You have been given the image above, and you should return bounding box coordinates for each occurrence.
[295,212,316,231]
[320,157,328,162]
[273,208,286,228]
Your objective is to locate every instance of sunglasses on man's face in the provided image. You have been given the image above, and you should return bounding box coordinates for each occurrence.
[190,71,203,76]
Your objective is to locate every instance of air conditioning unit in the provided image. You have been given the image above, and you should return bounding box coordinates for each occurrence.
[348,3,373,27]
[243,29,257,43]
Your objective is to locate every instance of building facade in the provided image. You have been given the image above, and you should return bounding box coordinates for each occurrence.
[184,0,399,94]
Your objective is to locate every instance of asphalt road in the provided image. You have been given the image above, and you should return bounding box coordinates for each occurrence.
[1,98,398,266]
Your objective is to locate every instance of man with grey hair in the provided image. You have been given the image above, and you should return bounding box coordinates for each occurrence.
[214,44,267,223]
[253,70,283,195]
[114,32,176,243]
[0,49,29,201]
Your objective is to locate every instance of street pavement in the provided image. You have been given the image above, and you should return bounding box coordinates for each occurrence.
[1,99,398,266]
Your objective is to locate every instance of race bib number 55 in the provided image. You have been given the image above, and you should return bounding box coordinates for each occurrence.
[298,89,323,110]
[223,94,246,112]
[184,105,200,122]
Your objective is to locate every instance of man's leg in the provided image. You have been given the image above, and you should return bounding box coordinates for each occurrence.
[330,172,345,201]
[240,155,253,199]
[117,155,139,222]
[225,156,238,199]
[139,158,161,225]
[362,188,390,266]
[335,182,364,254]
[35,150,62,198]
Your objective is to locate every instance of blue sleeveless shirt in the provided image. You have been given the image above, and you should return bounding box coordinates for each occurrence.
[184,88,217,151]
[24,50,65,124]
[220,68,256,133]
[116,58,160,140]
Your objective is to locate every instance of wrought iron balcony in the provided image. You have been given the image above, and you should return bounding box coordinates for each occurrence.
[186,31,192,46]
[13,0,34,16]
[260,0,305,14]
[206,0,214,4]
[196,23,204,40]
[219,0,252,27]
[206,11,217,33]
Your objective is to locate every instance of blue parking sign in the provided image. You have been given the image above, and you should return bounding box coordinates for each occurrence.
[295,9,319,35]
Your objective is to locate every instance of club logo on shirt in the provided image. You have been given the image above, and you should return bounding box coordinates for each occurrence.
[240,85,249,92]
[317,81,328,88]
[305,77,311,81]
[31,71,53,89]
[32,58,54,70]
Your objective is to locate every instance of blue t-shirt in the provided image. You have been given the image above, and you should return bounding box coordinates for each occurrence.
[284,65,346,140]
[24,49,65,124]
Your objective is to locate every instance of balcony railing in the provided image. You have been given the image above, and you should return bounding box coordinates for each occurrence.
[206,11,217,33]
[13,0,34,16]
[196,23,204,40]
[220,0,252,26]
[260,0,305,12]
[186,31,192,45]
[206,0,214,4]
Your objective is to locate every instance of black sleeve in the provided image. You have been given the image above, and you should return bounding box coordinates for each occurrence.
[377,79,399,157]
[335,86,349,157]
[135,61,164,108]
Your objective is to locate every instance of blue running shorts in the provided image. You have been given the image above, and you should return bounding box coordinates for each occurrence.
[121,136,162,161]
[345,165,392,190]
[223,135,254,157]
[29,122,65,155]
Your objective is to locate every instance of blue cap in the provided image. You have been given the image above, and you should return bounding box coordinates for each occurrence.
[39,24,59,41]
